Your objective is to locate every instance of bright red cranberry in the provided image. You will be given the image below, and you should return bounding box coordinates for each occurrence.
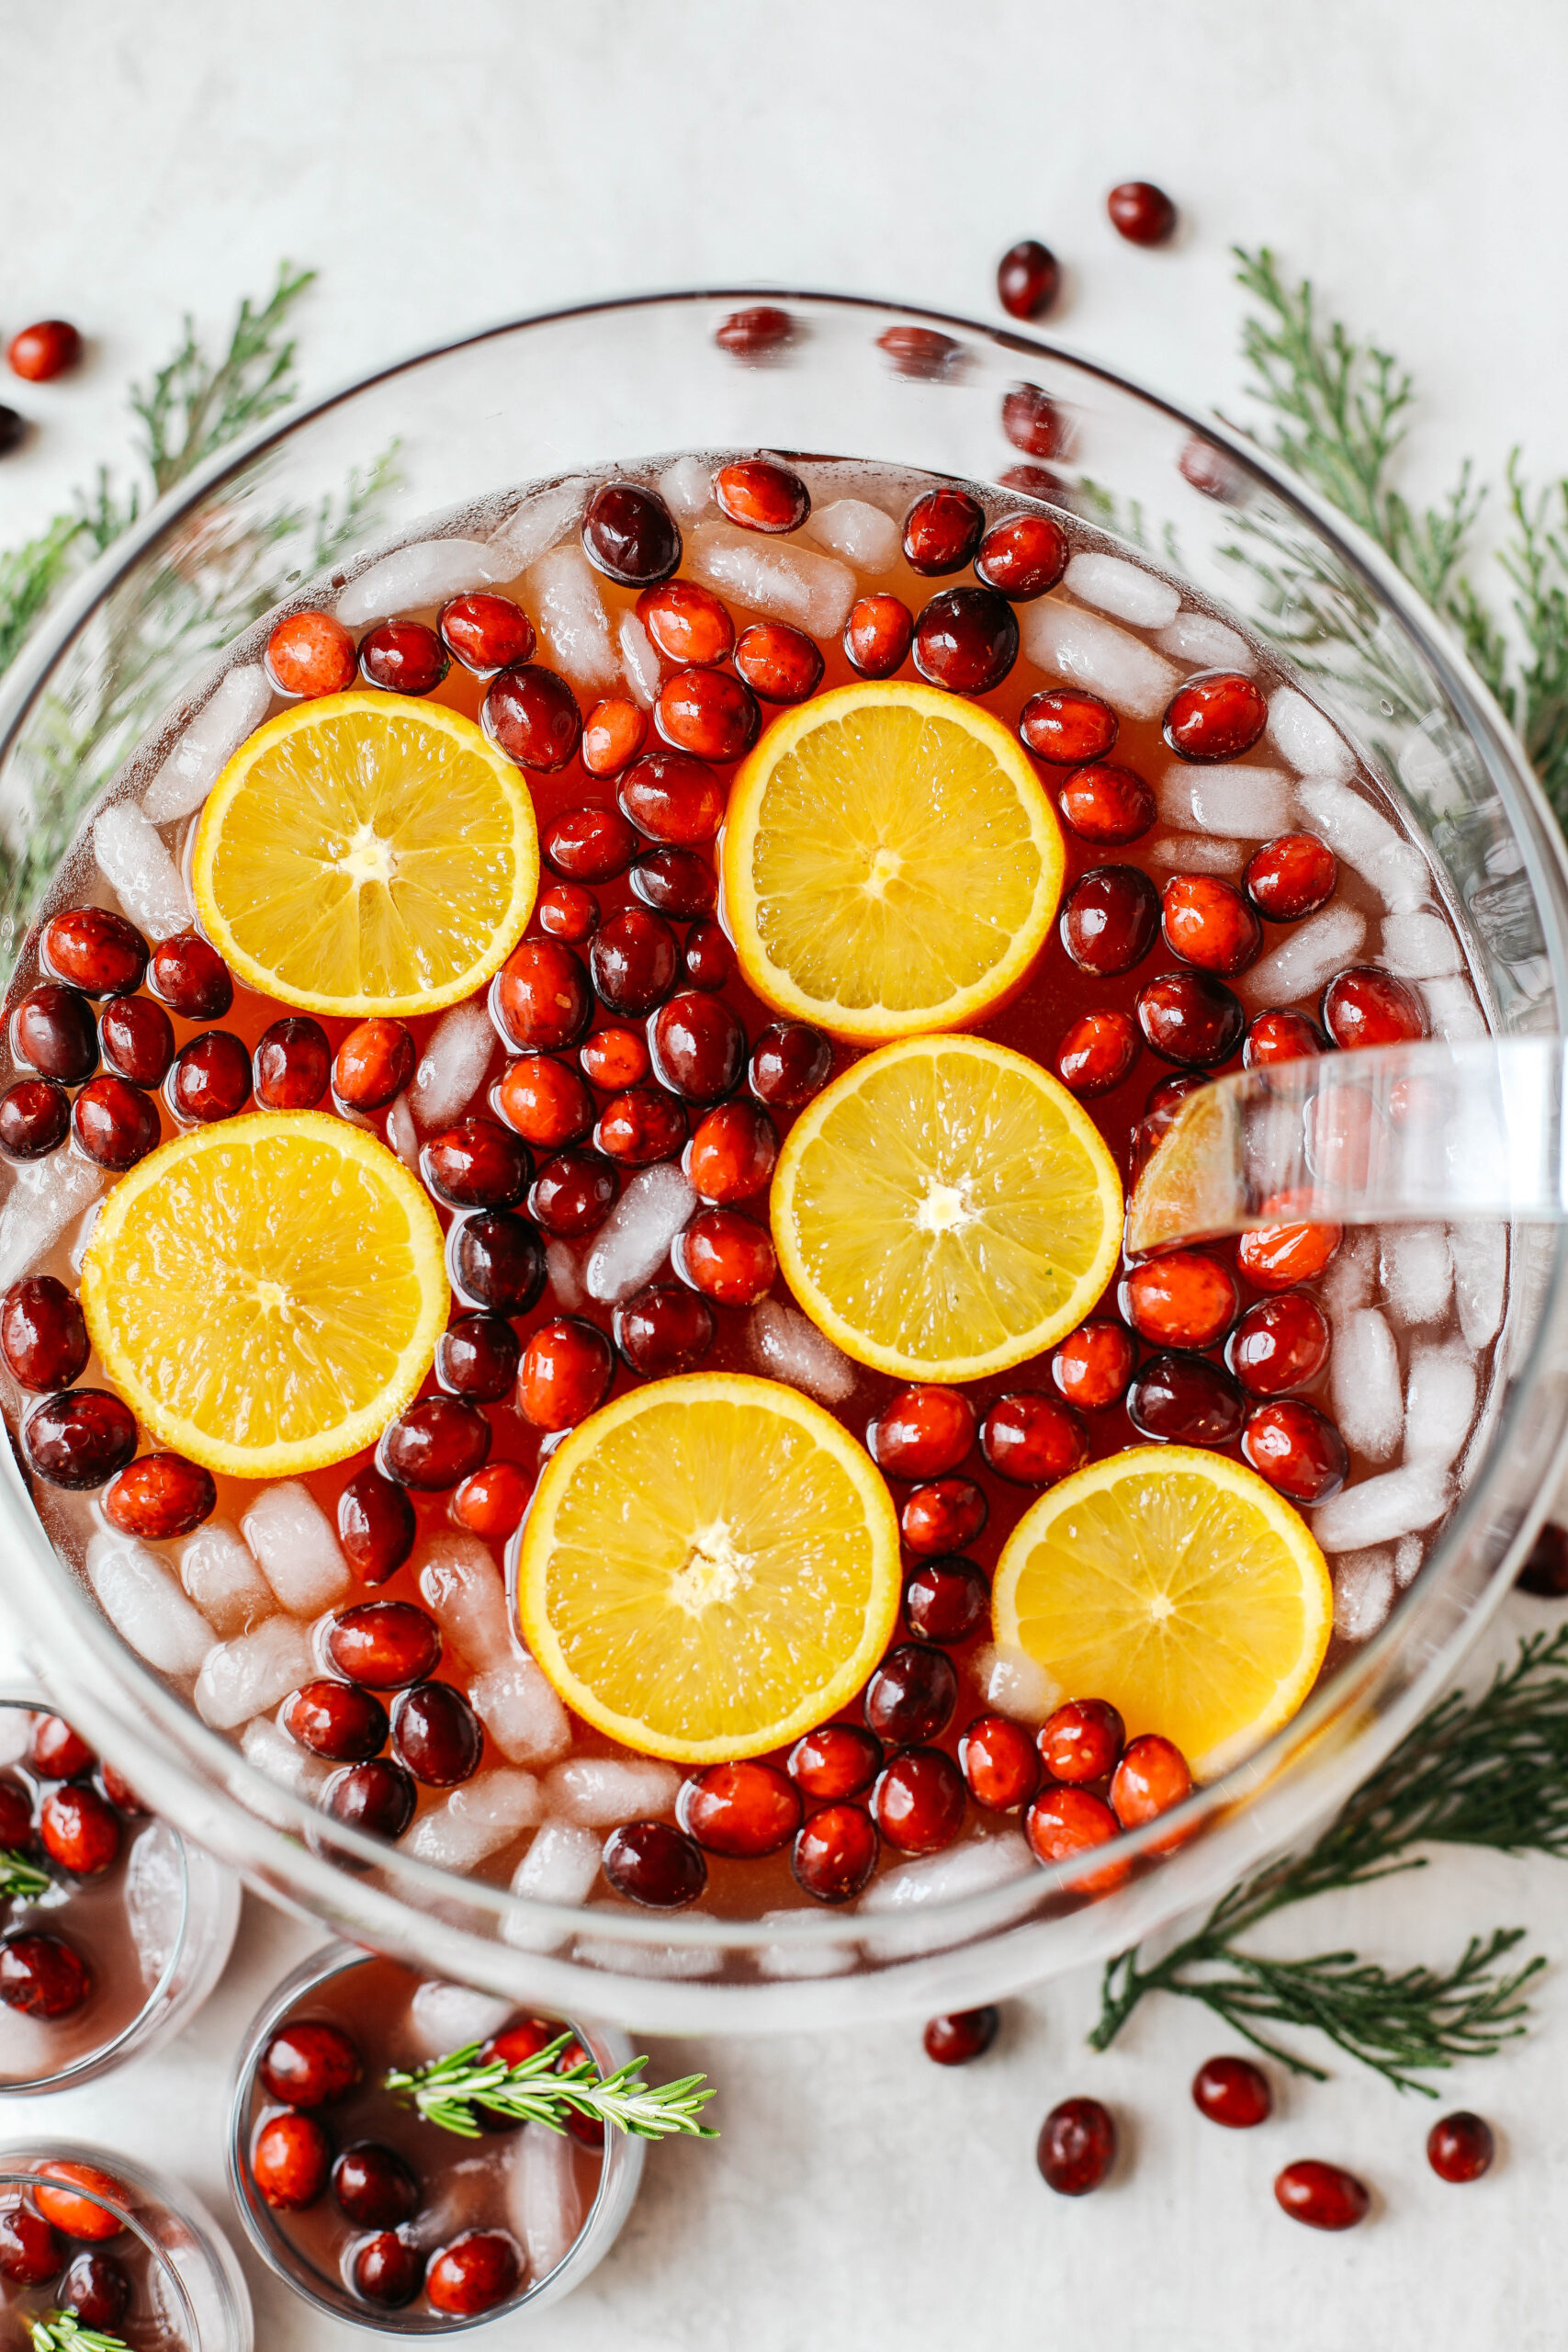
[41,906,148,996]
[423,1117,531,1209]
[874,1747,965,1855]
[149,932,232,1019]
[32,2166,127,2245]
[735,620,824,704]
[526,1154,617,1239]
[168,1029,251,1122]
[1021,689,1119,765]
[649,990,747,1102]
[656,666,759,763]
[259,2019,363,2106]
[543,805,637,882]
[359,618,448,695]
[716,305,795,357]
[14,982,96,1082]
[581,1026,650,1091]
[596,1086,689,1165]
[1246,833,1337,922]
[61,2252,131,2329]
[1108,181,1177,245]
[913,587,1019,694]
[675,1208,776,1305]
[582,481,681,586]
[1127,1352,1244,1444]
[630,846,717,920]
[902,489,985,576]
[519,1317,615,1429]
[440,592,535,676]
[750,1021,833,1107]
[536,881,600,943]
[25,1389,138,1488]
[0,1776,32,1849]
[497,938,593,1051]
[352,2233,423,2308]
[865,1644,958,1745]
[1025,1786,1129,1892]
[787,1724,882,1801]
[437,1313,521,1402]
[980,1392,1089,1486]
[792,1801,878,1901]
[333,2142,419,2229]
[637,581,735,668]
[97,1763,145,1815]
[976,513,1068,601]
[619,750,728,845]
[1193,2055,1272,2129]
[901,1477,987,1557]
[844,594,915,678]
[1164,672,1268,763]
[1227,1293,1330,1396]
[450,1206,547,1309]
[323,1757,417,1840]
[679,1761,801,1859]
[39,1782,120,1876]
[1061,866,1160,976]
[0,1079,69,1159]
[868,1386,975,1480]
[603,1819,707,1907]
[682,921,738,993]
[590,908,679,1017]
[998,238,1060,319]
[878,324,961,379]
[8,319,82,381]
[1518,1523,1568,1597]
[1244,1009,1325,1068]
[454,1460,533,1540]
[581,696,649,778]
[1242,1398,1348,1503]
[425,2231,521,2317]
[714,458,809,535]
[614,1284,715,1376]
[495,1056,592,1151]
[1123,1252,1238,1350]
[378,1397,491,1492]
[1051,1321,1135,1412]
[1323,965,1427,1050]
[1038,2098,1117,2195]
[252,1016,331,1110]
[72,1074,160,1170]
[2,1277,89,1391]
[0,2205,64,2285]
[94,997,169,1102]
[1427,2111,1495,2183]
[485,664,582,773]
[392,1681,483,1787]
[1236,1214,1341,1291]
[905,1554,989,1645]
[327,1601,442,1690]
[1274,2160,1370,2232]
[958,1713,1041,1812]
[1161,873,1262,975]
[265,611,357,699]
[1057,763,1155,847]
[1001,383,1065,458]
[1110,1733,1192,1829]
[333,1018,415,1111]
[0,1929,91,2018]
[282,1679,389,1763]
[103,1452,215,1540]
[1136,969,1245,1067]
[252,2110,332,2211]
[29,1715,95,1779]
[925,2005,1002,2065]
[1055,1009,1139,1097]
[1039,1697,1125,1784]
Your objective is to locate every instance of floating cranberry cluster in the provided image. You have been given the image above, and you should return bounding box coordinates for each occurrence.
[0,1713,141,2026]
[0,2156,141,2320]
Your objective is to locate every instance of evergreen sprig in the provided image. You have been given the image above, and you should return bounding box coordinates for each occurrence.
[0,1849,52,1902]
[30,2314,130,2352]
[385,2030,717,2143]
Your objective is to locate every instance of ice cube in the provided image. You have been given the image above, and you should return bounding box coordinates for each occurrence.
[1147,834,1247,876]
[617,610,661,708]
[1450,1223,1506,1346]
[1320,1228,1375,1317]
[1333,1548,1395,1640]
[1296,781,1429,910]
[584,1163,697,1302]
[486,479,591,575]
[241,1713,330,1801]
[335,538,500,628]
[684,522,855,637]
[573,1908,720,1977]
[241,1482,351,1614]
[1378,910,1460,979]
[1378,1227,1451,1327]
[1064,551,1180,629]
[407,2155,496,2251]
[1404,1340,1477,1469]
[0,2005,67,2081]
[748,1297,858,1403]
[860,1831,1032,1913]
[1156,763,1293,837]
[1421,976,1487,1040]
[978,1643,1059,1724]
[1021,600,1181,720]
[507,2123,583,2281]
[1267,687,1355,782]
[409,1001,495,1131]
[809,497,900,573]
[1313,1463,1450,1549]
[141,665,273,824]
[659,456,716,521]
[1330,1306,1404,1462]
[87,1533,215,1675]
[544,1237,591,1312]
[756,1912,859,1979]
[1394,1532,1425,1589]
[418,1534,513,1669]
[1156,611,1255,672]
[544,1758,681,1826]
[385,1092,419,1169]
[125,1819,185,1987]
[195,1615,314,1728]
[178,1520,275,1637]
[1239,902,1367,1007]
[525,546,620,694]
[472,1661,571,1766]
[0,1156,104,1290]
[407,1977,516,2060]
[404,1768,542,1868]
[511,1820,603,1905]
[93,803,191,939]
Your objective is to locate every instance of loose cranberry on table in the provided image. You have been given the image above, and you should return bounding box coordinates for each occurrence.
[590,907,679,1017]
[149,930,232,1019]
[453,1459,532,1541]
[484,663,582,773]
[1192,2054,1272,2129]
[1056,763,1155,848]
[323,1757,417,1841]
[1227,1292,1330,1396]
[614,1284,715,1377]
[649,990,747,1102]
[1322,965,1427,1049]
[713,458,810,535]
[1051,1320,1135,1412]
[423,1117,532,1209]
[13,981,97,1082]
[975,512,1068,601]
[25,1388,139,1488]
[167,1029,252,1122]
[581,695,649,777]
[0,406,23,458]
[1020,688,1119,766]
[581,481,682,586]
[1273,2159,1370,2232]
[716,305,795,358]
[0,1079,70,1159]
[865,1644,958,1746]
[104,1451,216,1540]
[359,618,448,695]
[0,2204,64,2285]
[1136,968,1246,1067]
[750,1020,833,1108]
[1243,1399,1348,1504]
[8,319,83,380]
[792,1801,878,1901]
[494,1055,592,1150]
[1056,1008,1139,1097]
[333,2142,420,2229]
[1037,2097,1117,2195]
[265,611,358,699]
[536,880,600,942]
[439,591,536,676]
[1038,1697,1125,1785]
[1123,1251,1238,1351]
[1127,1351,1244,1445]
[379,1396,491,1491]
[336,1464,417,1584]
[1025,1786,1129,1892]
[925,2005,1002,2065]
[902,488,985,577]
[525,1154,617,1241]
[0,1929,91,2018]
[998,238,1061,320]
[873,1747,966,1855]
[30,1714,95,1779]
[581,1025,651,1091]
[1107,180,1177,245]
[686,1099,776,1204]
[655,665,759,763]
[1427,2110,1495,2183]
[900,1476,987,1557]
[252,2109,333,2211]
[1160,873,1262,976]
[1001,382,1065,459]
[631,845,718,920]
[352,2232,423,2308]
[619,749,728,844]
[72,1074,160,1170]
[2,1276,90,1391]
[959,1713,1041,1813]
[904,1554,989,1645]
[436,1312,521,1402]
[980,1392,1088,1486]
[878,324,961,380]
[253,1015,331,1109]
[1109,1733,1192,1831]
[679,1761,801,1859]
[392,1681,483,1788]
[1517,1523,1568,1596]
[1060,865,1160,977]
[543,805,638,882]
[869,1385,976,1480]
[736,620,824,704]
[674,1208,776,1306]
[1246,832,1337,921]
[283,1679,389,1763]
[787,1723,882,1801]
[603,1819,707,1908]
[912,587,1019,695]
[843,593,915,678]
[1163,672,1268,763]
[39,1782,120,1876]
[637,579,735,668]
[41,905,148,996]
[1244,1008,1325,1068]
[595,1086,689,1166]
[518,1317,615,1430]
[1236,1214,1342,1290]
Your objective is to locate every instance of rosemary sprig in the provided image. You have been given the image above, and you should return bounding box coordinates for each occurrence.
[30,2314,130,2352]
[132,263,315,498]
[385,2030,717,2143]
[1092,1626,1568,2090]
[0,1849,52,1902]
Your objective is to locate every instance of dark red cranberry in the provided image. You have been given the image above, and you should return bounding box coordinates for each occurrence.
[1038,1698,1125,1784]
[900,1476,987,1557]
[614,1284,715,1376]
[495,1051,592,1150]
[259,2018,363,2106]
[25,1389,138,1488]
[1136,969,1246,1067]
[1001,383,1065,458]
[378,1397,491,1492]
[674,1208,776,1306]
[97,1763,145,1815]
[865,1643,958,1745]
[655,666,759,763]
[0,1079,69,1159]
[791,1802,878,1901]
[0,1776,32,1850]
[787,1724,882,1801]
[595,1086,688,1166]
[1051,1321,1136,1412]
[603,1819,707,1907]
[266,612,357,699]
[734,620,824,704]
[980,1393,1089,1486]
[323,1757,417,1841]
[282,1679,389,1763]
[1127,1351,1244,1444]
[1274,2160,1370,2232]
[637,581,735,669]
[1164,672,1268,763]
[8,320,82,380]
[1161,873,1262,975]
[333,2143,419,2229]
[619,751,728,844]
[352,2233,423,2308]
[1021,689,1118,765]
[1058,763,1155,845]
[392,1681,483,1788]
[253,1016,331,1110]
[485,664,582,773]
[1061,865,1160,976]
[327,1600,442,1690]
[440,593,535,676]
[72,1074,160,1170]
[750,1021,832,1107]
[0,2205,64,2285]
[904,1554,988,1645]
[519,1318,615,1430]
[868,1386,975,1480]
[630,846,718,920]
[1192,2055,1272,2129]
[682,921,737,993]
[1323,965,1427,1050]
[0,1930,91,2018]
[878,324,961,379]
[843,594,915,678]
[2,1277,89,1391]
[649,990,746,1102]
[148,932,232,1019]
[1110,1733,1193,1829]
[873,1747,965,1855]
[1056,1009,1139,1097]
[525,1155,617,1240]
[1242,1398,1348,1503]
[333,1018,417,1111]
[582,481,681,586]
[581,1026,650,1090]
[902,488,985,576]
[13,983,97,1083]
[359,619,448,695]
[61,2252,131,2329]
[976,512,1068,601]
[1518,1523,1568,1597]
[436,1313,521,1402]
[1227,1294,1330,1397]
[39,1782,120,1876]
[450,1206,548,1308]
[1427,2111,1495,2183]
[41,907,148,997]
[167,1029,251,1122]
[252,2110,332,2211]
[925,2005,1002,2065]
[912,587,1019,694]
[1139,1071,1207,1153]
[29,1715,95,1780]
[716,305,795,358]
[103,1452,216,1540]
[590,908,679,1017]
[958,1713,1041,1812]
[0,407,23,458]
[1236,1215,1342,1292]
[1123,1251,1238,1350]
[536,881,600,943]
[423,1117,531,1209]
[1244,1009,1326,1069]
[1108,181,1177,245]
[1038,2098,1117,2195]
[582,697,649,778]
[543,805,637,882]
[679,1761,801,1859]
[714,458,809,535]
[998,238,1060,319]
[1246,832,1337,921]
[426,2231,520,2317]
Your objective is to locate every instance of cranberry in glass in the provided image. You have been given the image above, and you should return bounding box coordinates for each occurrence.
[649,990,746,1102]
[392,1680,483,1787]
[0,1079,69,1159]
[1164,672,1268,763]
[714,458,809,535]
[2,1276,89,1390]
[1246,832,1337,921]
[1061,865,1160,976]
[1228,1293,1330,1397]
[525,1156,616,1241]
[359,618,448,695]
[905,1554,988,1645]
[72,1074,160,1170]
[536,881,600,943]
[581,695,649,777]
[595,1086,688,1166]
[865,1644,958,1745]
[1427,2111,1495,2183]
[34,2167,129,2244]
[1136,969,1246,1067]
[619,750,728,844]
[519,1318,615,1430]
[873,1747,965,1855]
[1051,1320,1135,1412]
[30,1716,95,1779]
[902,488,985,576]
[959,1713,1041,1812]
[543,805,637,882]
[1057,763,1155,846]
[1517,1523,1568,1596]
[333,2143,419,2229]
[449,1206,547,1312]
[1192,2054,1272,2129]
[878,324,960,379]
[168,1029,251,1122]
[1323,965,1427,1050]
[844,594,915,678]
[674,1208,776,1306]
[1039,1697,1125,1785]
[1243,1398,1348,1503]
[868,1385,975,1480]
[149,932,232,1019]
[976,513,1068,602]
[253,1015,331,1109]
[8,320,82,381]
[679,1761,801,1858]
[1123,1251,1238,1350]
[0,2207,63,2286]
[1021,689,1119,765]
[1161,873,1262,975]
[1274,2160,1370,2232]
[581,481,682,585]
[323,1757,417,1841]
[792,1802,878,1901]
[485,664,582,773]
[252,2110,333,2211]
[581,1026,650,1091]
[1128,1351,1244,1444]
[439,592,535,676]
[265,610,357,699]
[1056,1009,1139,1097]
[103,1452,215,1540]
[590,908,679,1017]
[41,906,148,997]
[423,1117,532,1209]
[716,304,794,357]
[1001,382,1064,458]
[1024,1786,1129,1891]
[603,1819,706,1907]
[787,1724,881,1801]
[913,587,1019,694]
[0,1929,91,2018]
[901,1476,987,1557]
[1108,179,1177,243]
[1037,2098,1117,2196]
[1236,1215,1341,1290]
[379,1398,491,1492]
[25,1389,138,1488]
[750,1021,832,1107]
[980,1392,1089,1486]
[614,1284,715,1376]
[352,2233,423,2309]
[631,846,717,921]
[495,1055,592,1151]
[0,1779,31,1850]
[39,1783,120,1876]
[62,2253,131,2330]
[454,1460,532,1542]
[426,2232,521,2317]
[925,2005,1002,2065]
[1244,1008,1325,1068]
[637,580,735,668]
[497,937,593,1051]
[333,1018,416,1111]
[282,1679,389,1763]
[655,666,759,763]
[998,238,1060,319]
[735,620,824,704]
[259,2018,363,2105]
[327,1600,443,1690]
[1110,1733,1192,1830]
[682,921,737,993]
[97,1764,144,1815]
[13,982,97,1082]
[436,1313,521,1402]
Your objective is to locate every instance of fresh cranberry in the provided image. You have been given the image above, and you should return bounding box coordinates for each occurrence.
[536,881,600,943]
[913,587,1019,694]
[1135,1079,1208,1170]
[878,324,961,379]
[1025,1786,1129,1891]
[0,1079,69,1159]
[436,1312,521,1402]
[1020,689,1118,766]
[1127,1352,1244,1444]
[392,1681,483,1787]
[8,319,82,381]
[1192,2055,1272,2128]
[359,618,448,695]
[426,2231,521,2316]
[1323,965,1427,1049]
[649,990,746,1102]
[630,845,718,920]
[72,1074,160,1170]
[867,1386,974,1480]
[980,1392,1089,1486]
[925,2005,1002,2066]
[1227,1293,1330,1396]
[682,921,738,993]
[29,1715,95,1779]
[333,1019,416,1111]
[327,1600,442,1690]
[581,1026,651,1091]
[1001,383,1065,458]
[581,696,649,777]
[1236,1216,1342,1290]
[674,1207,776,1305]
[1246,833,1337,922]
[976,512,1068,601]
[495,1055,592,1151]
[603,1819,707,1907]
[619,750,728,844]
[792,1802,878,1901]
[1161,873,1262,975]
[13,982,96,1082]
[679,1761,801,1859]
[1057,763,1155,847]
[1242,1398,1348,1502]
[378,1397,491,1491]
[25,1388,138,1488]
[581,481,681,585]
[253,1016,331,1109]
[485,664,582,772]
[904,1555,989,1645]
[322,1757,417,1841]
[167,1029,251,1122]
[714,458,809,535]
[843,594,915,678]
[252,2110,332,2211]
[41,906,148,996]
[1051,1321,1135,1411]
[958,1713,1041,1812]
[39,1782,120,1876]
[519,1318,615,1429]
[1039,1697,1125,1784]
[590,908,679,1017]
[733,620,823,704]
[1244,1009,1325,1068]
[423,1117,531,1209]
[655,666,759,763]
[787,1724,882,1801]
[61,2253,131,2329]
[0,1777,32,1849]
[352,2233,423,2308]
[1427,2111,1495,2183]
[149,932,232,1019]
[259,2018,363,2106]
[902,489,985,576]
[1110,1733,1192,1830]
[637,581,735,668]
[97,1764,145,1815]
[34,2164,131,2244]
[439,592,535,676]
[525,1154,617,1239]
[874,1747,965,1855]
[282,1679,389,1763]
[901,1476,987,1557]
[1107,180,1178,244]
[2,1276,89,1390]
[103,1452,216,1540]
[543,805,638,882]
[88,996,167,1103]
[1061,865,1160,976]
[1037,2098,1117,2195]
[1517,1524,1568,1597]
[1056,1009,1139,1097]
[448,1207,548,1322]
[865,1644,959,1745]
[614,1284,715,1376]
[1123,1252,1237,1350]
[1273,2160,1370,2232]
[0,2205,64,2285]
[998,237,1061,318]
[1164,673,1268,764]
[453,1461,532,1541]
[0,407,22,457]
[265,611,357,699]
[497,938,595,1053]
[595,1086,689,1165]
[333,2142,419,2229]
[0,1929,91,2018]
[716,305,795,357]
[750,1021,833,1107]
[1136,969,1246,1067]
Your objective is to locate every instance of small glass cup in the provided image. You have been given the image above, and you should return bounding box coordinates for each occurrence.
[228,1944,644,2333]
